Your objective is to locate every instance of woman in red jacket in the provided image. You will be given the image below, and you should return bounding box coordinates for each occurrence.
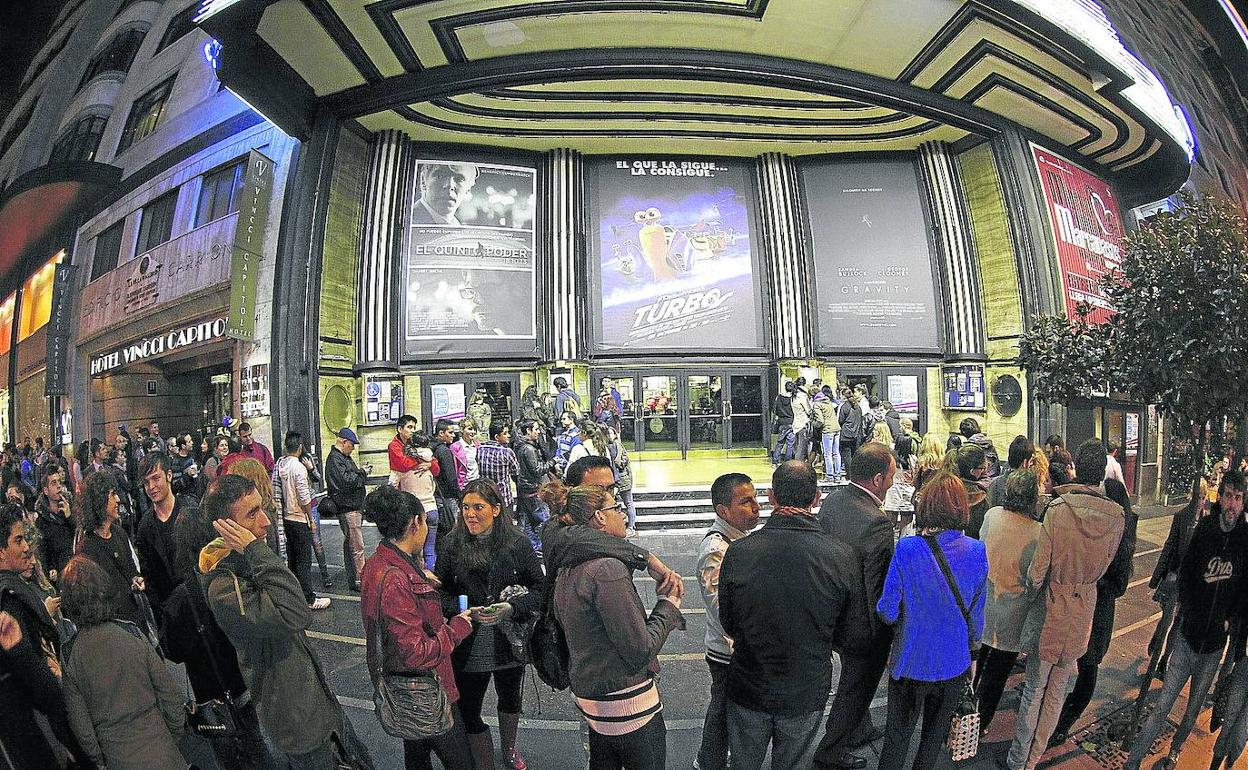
[361,485,475,770]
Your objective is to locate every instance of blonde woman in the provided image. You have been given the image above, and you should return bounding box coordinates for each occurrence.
[869,421,893,447]
[913,433,947,496]
[226,458,285,561]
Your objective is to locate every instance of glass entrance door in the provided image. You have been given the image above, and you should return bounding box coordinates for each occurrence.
[422,374,520,433]
[597,370,766,454]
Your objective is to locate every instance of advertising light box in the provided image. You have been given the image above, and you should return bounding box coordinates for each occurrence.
[587,157,764,352]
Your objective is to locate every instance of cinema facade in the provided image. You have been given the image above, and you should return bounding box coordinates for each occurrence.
[197,0,1202,499]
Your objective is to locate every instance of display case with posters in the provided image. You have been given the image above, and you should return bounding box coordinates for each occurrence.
[801,155,942,354]
[943,364,986,410]
[402,158,539,359]
[587,157,766,354]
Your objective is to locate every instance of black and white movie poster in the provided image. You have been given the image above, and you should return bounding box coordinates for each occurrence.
[802,158,940,352]
[588,157,764,352]
[403,160,537,357]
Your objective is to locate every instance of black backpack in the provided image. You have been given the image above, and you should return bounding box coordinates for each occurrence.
[527,569,571,690]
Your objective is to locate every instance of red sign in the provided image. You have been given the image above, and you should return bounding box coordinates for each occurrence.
[1031,146,1125,324]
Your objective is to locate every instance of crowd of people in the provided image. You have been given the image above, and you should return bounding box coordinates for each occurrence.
[0,402,1242,770]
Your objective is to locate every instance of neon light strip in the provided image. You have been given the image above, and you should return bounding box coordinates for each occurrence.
[1215,0,1248,51]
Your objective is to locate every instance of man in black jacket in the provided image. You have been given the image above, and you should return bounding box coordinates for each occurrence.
[837,387,863,477]
[135,453,199,627]
[325,427,369,592]
[515,419,556,554]
[814,442,897,770]
[34,461,75,582]
[432,419,462,535]
[720,461,853,769]
[1125,470,1248,770]
[0,505,94,768]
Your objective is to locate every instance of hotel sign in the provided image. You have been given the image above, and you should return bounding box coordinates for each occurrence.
[90,317,228,376]
[226,151,274,341]
[44,263,76,396]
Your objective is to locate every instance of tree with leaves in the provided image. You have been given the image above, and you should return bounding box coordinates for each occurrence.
[1019,190,1248,489]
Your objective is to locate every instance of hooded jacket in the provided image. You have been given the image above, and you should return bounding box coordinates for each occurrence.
[198,537,346,756]
[1021,484,1125,664]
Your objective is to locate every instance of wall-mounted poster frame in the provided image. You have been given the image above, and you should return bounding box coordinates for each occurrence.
[586,156,767,356]
[799,152,943,355]
[1030,143,1125,324]
[363,374,404,426]
[401,154,539,360]
[942,364,986,410]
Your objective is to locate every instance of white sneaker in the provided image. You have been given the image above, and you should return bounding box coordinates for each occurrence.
[309,597,331,610]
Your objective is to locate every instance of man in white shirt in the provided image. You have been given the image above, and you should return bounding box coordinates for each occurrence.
[1104,442,1126,485]
[272,430,330,610]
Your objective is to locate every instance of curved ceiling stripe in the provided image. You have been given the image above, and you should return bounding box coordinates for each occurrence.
[482,86,876,111]
[434,95,916,127]
[1110,138,1161,171]
[303,0,384,82]
[963,75,1100,149]
[394,103,944,141]
[366,0,425,72]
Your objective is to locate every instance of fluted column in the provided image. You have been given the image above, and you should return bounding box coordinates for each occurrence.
[919,141,985,358]
[356,129,410,370]
[755,152,813,359]
[542,148,584,361]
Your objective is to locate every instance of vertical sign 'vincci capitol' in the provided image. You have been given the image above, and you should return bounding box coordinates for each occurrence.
[403,160,537,357]
[226,150,274,340]
[589,158,763,351]
[1032,145,1125,324]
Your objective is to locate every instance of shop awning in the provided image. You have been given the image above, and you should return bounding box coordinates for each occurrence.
[0,162,121,292]
[197,0,1194,203]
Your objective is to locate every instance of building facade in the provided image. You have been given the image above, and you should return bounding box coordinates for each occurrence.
[1,0,1245,501]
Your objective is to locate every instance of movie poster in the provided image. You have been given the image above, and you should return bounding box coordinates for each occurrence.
[588,158,763,351]
[403,159,537,357]
[803,158,940,352]
[1031,145,1124,324]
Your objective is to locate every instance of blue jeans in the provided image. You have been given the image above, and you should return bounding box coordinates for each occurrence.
[1215,660,1248,764]
[422,507,440,570]
[727,702,823,770]
[517,494,549,555]
[822,432,842,477]
[773,425,795,463]
[1126,632,1222,768]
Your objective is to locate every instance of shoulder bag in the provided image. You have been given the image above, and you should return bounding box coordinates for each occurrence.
[183,582,241,737]
[369,567,453,739]
[922,535,980,762]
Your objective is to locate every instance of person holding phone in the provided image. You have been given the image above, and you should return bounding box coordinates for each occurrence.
[435,479,544,770]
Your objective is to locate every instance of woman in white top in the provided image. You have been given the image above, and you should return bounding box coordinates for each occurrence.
[974,469,1044,732]
[566,420,610,468]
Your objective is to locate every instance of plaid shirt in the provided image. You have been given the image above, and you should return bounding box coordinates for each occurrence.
[476,441,520,508]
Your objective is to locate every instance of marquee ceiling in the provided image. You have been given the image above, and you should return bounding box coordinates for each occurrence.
[200,0,1190,189]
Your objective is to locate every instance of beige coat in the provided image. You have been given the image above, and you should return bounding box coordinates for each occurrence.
[1022,485,1125,664]
[979,506,1043,652]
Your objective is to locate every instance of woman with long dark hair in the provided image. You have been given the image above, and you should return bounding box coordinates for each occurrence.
[436,479,544,770]
[876,471,988,770]
[361,486,475,770]
[74,471,148,631]
[542,480,683,769]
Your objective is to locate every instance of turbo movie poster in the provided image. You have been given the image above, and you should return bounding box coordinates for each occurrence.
[403,159,537,357]
[1031,145,1124,324]
[589,158,763,351]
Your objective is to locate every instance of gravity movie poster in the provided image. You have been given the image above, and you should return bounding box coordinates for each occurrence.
[589,158,763,351]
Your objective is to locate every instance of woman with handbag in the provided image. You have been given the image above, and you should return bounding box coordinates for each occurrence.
[436,479,544,770]
[161,503,270,769]
[876,471,988,770]
[361,485,475,770]
[59,555,188,770]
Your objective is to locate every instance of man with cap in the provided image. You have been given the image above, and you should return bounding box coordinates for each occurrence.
[324,427,371,592]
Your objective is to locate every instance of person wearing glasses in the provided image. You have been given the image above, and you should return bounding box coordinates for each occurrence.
[542,478,684,769]
[436,479,544,770]
[954,444,991,539]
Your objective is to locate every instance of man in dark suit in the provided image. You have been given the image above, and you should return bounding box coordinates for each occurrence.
[814,442,897,769]
[412,162,478,225]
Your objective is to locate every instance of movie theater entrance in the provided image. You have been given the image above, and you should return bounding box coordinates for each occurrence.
[593,369,768,456]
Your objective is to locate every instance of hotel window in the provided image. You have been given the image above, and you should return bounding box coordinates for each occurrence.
[92,220,126,280]
[117,75,174,153]
[49,113,108,164]
[136,190,177,254]
[156,4,199,53]
[195,159,245,226]
[79,28,145,89]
